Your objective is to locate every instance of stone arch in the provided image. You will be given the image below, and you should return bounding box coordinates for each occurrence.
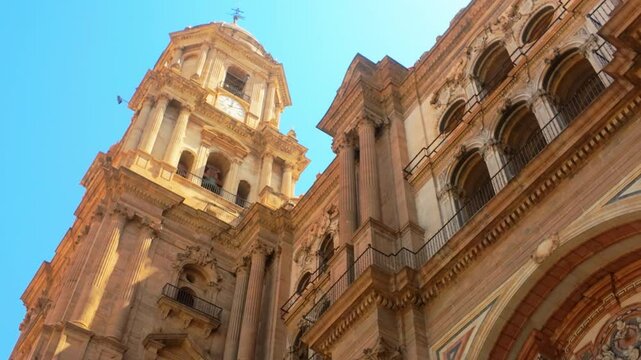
[176,150,196,178]
[470,40,515,99]
[539,46,605,126]
[295,271,312,295]
[438,98,467,134]
[318,234,335,274]
[202,152,231,193]
[448,146,496,225]
[467,200,641,359]
[519,4,557,45]
[223,64,249,98]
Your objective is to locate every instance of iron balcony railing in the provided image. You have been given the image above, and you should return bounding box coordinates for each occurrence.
[403,0,576,178]
[162,283,223,321]
[175,170,251,208]
[300,68,612,331]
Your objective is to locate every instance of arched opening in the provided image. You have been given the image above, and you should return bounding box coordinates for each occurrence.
[292,328,309,360]
[176,286,195,308]
[495,102,546,178]
[474,42,515,99]
[296,272,312,295]
[236,180,251,207]
[452,150,495,224]
[439,99,466,134]
[202,153,230,195]
[543,49,605,126]
[223,65,249,98]
[176,151,195,178]
[318,235,335,274]
[521,6,555,45]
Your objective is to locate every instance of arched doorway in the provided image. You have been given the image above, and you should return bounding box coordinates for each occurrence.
[452,150,495,225]
[474,42,515,99]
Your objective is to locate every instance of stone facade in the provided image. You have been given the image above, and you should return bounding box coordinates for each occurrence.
[10,0,641,359]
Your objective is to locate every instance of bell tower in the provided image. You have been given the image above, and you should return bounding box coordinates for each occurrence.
[118,22,308,220]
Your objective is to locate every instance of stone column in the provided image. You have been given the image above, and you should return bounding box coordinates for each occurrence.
[335,135,357,246]
[530,91,563,143]
[223,160,240,194]
[259,152,274,191]
[46,211,104,324]
[263,78,276,124]
[170,47,183,69]
[358,118,381,221]
[481,140,509,193]
[123,98,154,152]
[222,259,249,360]
[194,43,211,80]
[237,244,271,360]
[72,209,128,328]
[139,95,170,154]
[193,144,209,184]
[281,163,293,197]
[105,222,156,340]
[164,104,192,166]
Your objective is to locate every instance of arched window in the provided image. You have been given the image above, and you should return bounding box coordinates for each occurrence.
[543,49,605,126]
[177,286,195,308]
[236,180,251,207]
[452,150,495,225]
[223,66,249,98]
[495,102,546,178]
[439,100,466,134]
[521,6,555,45]
[318,235,334,274]
[176,151,195,178]
[202,153,230,195]
[473,42,515,99]
[296,272,312,295]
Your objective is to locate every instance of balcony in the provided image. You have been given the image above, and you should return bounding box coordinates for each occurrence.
[286,0,622,338]
[175,170,251,208]
[158,283,222,336]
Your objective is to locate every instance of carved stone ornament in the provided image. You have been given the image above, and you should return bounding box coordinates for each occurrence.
[174,245,223,288]
[590,306,641,360]
[358,337,403,360]
[531,233,560,264]
[19,293,51,331]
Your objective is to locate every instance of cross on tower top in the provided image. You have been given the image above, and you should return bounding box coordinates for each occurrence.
[231,8,245,24]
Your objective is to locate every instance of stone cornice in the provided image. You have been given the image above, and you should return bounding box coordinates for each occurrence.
[257,124,310,174]
[303,266,423,354]
[417,89,641,305]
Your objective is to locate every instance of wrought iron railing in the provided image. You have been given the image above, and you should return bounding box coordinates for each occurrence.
[222,79,251,102]
[403,0,574,178]
[299,68,611,331]
[176,170,251,208]
[162,283,223,321]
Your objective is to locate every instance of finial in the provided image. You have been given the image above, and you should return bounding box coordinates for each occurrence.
[231,8,245,24]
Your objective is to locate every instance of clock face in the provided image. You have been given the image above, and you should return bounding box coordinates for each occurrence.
[216,95,246,121]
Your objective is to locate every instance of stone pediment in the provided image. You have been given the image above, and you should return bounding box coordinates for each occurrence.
[317,54,382,136]
[201,126,249,159]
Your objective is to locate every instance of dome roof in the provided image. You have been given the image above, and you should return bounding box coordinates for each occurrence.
[218,22,267,57]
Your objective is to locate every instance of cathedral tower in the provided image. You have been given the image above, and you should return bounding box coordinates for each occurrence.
[12,21,308,360]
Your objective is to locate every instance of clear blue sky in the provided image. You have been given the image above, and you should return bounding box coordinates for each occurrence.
[0,0,469,355]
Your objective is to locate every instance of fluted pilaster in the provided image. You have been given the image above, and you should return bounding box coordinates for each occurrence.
[222,258,250,360]
[281,163,294,197]
[237,243,271,360]
[106,221,156,340]
[358,118,381,221]
[164,104,192,166]
[123,98,154,152]
[259,152,274,191]
[335,135,357,245]
[139,95,170,154]
[72,209,128,328]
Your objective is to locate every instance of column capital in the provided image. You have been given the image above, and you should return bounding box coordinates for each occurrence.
[179,103,194,113]
[283,161,295,171]
[331,133,356,153]
[356,115,377,131]
[155,93,171,105]
[250,242,273,257]
[234,257,250,274]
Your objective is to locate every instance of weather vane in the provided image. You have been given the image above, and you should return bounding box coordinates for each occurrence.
[231,8,245,24]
